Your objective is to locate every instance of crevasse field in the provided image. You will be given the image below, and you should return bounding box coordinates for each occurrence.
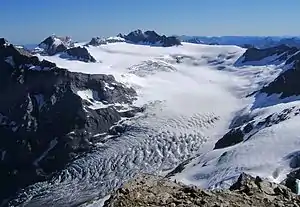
[18,42,299,206]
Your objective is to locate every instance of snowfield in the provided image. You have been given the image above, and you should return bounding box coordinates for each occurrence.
[171,99,300,189]
[17,42,298,206]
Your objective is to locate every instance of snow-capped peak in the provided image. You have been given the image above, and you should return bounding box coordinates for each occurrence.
[119,29,182,47]
[37,35,74,55]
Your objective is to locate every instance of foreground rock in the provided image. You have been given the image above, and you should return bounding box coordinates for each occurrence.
[0,38,139,203]
[104,173,300,207]
[118,29,182,47]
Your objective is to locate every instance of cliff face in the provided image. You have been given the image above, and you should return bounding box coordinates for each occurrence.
[103,173,300,207]
[0,38,139,203]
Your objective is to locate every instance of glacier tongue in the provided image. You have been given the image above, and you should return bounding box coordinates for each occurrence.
[12,43,284,206]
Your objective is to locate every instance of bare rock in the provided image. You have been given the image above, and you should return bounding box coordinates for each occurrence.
[103,173,300,207]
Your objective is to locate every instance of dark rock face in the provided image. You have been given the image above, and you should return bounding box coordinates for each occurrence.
[282,169,300,193]
[235,44,298,66]
[64,46,96,62]
[214,128,244,149]
[125,29,145,43]
[121,30,182,47]
[0,38,9,45]
[261,62,300,98]
[239,44,300,99]
[87,37,125,46]
[214,106,300,150]
[103,173,300,207]
[0,39,138,202]
[38,35,74,55]
[87,37,107,46]
[37,35,97,62]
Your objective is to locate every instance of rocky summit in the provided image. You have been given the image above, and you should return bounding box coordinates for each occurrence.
[87,36,125,46]
[87,37,108,46]
[38,35,74,55]
[63,46,97,62]
[36,35,97,62]
[103,173,300,207]
[119,29,182,47]
[0,39,140,203]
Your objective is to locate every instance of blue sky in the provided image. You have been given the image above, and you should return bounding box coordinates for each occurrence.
[1,0,300,44]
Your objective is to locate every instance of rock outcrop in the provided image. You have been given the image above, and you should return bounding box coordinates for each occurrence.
[282,169,300,194]
[87,37,108,46]
[261,60,300,98]
[213,106,300,150]
[103,173,300,207]
[63,46,96,62]
[0,38,139,202]
[87,36,125,46]
[234,43,300,98]
[214,128,244,149]
[235,44,298,66]
[119,29,182,47]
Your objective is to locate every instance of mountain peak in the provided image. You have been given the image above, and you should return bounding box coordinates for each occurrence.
[0,38,10,47]
[87,36,125,46]
[38,35,74,55]
[131,29,143,35]
[119,29,181,47]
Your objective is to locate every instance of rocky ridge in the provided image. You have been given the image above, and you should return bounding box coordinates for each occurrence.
[0,38,140,203]
[235,44,299,66]
[118,30,182,47]
[213,45,300,150]
[102,173,300,207]
[35,35,96,62]
[63,46,97,62]
[87,36,125,46]
[38,35,74,55]
[180,36,300,49]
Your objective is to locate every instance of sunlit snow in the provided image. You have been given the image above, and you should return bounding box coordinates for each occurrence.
[18,42,296,206]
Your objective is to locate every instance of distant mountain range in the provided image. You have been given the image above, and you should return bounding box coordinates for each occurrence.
[22,34,300,54]
[179,35,300,48]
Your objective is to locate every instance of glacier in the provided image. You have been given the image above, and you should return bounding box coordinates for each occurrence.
[9,42,299,206]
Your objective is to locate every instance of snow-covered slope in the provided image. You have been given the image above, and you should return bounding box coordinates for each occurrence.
[170,45,300,191]
[9,42,300,206]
